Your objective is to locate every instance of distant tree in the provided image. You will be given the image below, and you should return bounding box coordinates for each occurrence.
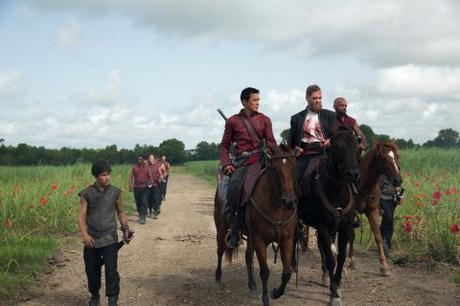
[0,138,4,143]
[425,128,459,148]
[280,129,290,144]
[158,138,186,164]
[359,124,376,149]
[195,141,219,160]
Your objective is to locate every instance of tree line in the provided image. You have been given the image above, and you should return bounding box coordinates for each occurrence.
[0,127,458,166]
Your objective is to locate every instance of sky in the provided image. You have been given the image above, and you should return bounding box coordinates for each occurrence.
[1,0,459,149]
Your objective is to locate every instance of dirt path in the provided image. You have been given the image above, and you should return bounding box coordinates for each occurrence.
[21,171,459,306]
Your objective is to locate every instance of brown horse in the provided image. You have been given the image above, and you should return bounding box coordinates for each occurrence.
[297,129,360,306]
[349,141,402,276]
[214,144,298,306]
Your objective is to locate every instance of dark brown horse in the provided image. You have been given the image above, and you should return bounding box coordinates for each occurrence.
[214,144,298,306]
[349,141,402,275]
[297,130,360,306]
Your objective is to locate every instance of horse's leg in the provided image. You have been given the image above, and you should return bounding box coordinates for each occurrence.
[270,236,294,299]
[317,227,340,304]
[317,232,329,287]
[348,234,356,270]
[214,207,225,284]
[254,238,270,306]
[367,208,390,276]
[245,234,257,294]
[333,227,350,299]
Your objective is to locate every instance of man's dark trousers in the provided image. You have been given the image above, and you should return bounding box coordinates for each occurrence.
[133,187,148,217]
[148,186,162,214]
[227,167,248,221]
[84,243,119,297]
[380,198,395,248]
[296,153,319,184]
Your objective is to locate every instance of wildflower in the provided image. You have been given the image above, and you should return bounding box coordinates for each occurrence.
[4,218,13,229]
[433,191,442,200]
[402,215,414,220]
[51,184,58,191]
[40,197,47,206]
[431,199,439,206]
[415,181,420,188]
[451,224,460,235]
[403,220,413,233]
[415,201,424,207]
[451,187,458,194]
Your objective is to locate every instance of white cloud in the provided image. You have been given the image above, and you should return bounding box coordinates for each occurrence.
[25,0,460,67]
[58,22,80,47]
[0,70,23,97]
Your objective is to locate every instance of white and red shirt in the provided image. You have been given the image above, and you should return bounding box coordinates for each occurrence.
[301,110,325,144]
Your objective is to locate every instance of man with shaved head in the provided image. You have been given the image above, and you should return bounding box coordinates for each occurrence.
[333,97,367,151]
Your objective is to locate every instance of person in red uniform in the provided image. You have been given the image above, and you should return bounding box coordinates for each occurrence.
[333,97,367,151]
[220,87,277,248]
[129,155,149,224]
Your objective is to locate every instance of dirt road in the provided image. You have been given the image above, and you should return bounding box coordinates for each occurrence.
[20,171,459,306]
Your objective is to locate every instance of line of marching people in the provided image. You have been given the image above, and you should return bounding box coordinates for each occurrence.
[129,154,170,224]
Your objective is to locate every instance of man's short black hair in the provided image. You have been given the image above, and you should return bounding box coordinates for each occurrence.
[306,84,321,97]
[91,160,112,177]
[240,87,260,102]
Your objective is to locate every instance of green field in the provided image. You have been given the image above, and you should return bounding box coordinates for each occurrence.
[1,149,459,300]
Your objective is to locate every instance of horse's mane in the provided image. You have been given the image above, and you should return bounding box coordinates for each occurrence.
[373,140,399,158]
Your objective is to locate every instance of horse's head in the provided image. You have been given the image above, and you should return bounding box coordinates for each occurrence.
[266,143,297,209]
[374,141,402,187]
[329,128,361,183]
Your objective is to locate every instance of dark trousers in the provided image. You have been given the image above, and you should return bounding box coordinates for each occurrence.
[148,186,162,213]
[160,177,168,198]
[296,153,318,183]
[84,243,119,297]
[134,187,148,217]
[227,167,247,220]
[380,198,395,249]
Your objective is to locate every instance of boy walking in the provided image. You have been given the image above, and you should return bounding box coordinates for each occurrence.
[78,160,132,306]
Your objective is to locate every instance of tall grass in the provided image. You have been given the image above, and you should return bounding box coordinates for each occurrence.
[183,149,460,262]
[0,164,133,300]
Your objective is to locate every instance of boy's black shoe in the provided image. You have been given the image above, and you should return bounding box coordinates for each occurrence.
[88,295,100,306]
[108,295,118,306]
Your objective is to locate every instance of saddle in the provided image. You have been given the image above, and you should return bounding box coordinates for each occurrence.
[296,155,326,198]
[217,162,264,216]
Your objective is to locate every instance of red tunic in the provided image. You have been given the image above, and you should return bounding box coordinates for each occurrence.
[220,110,277,167]
[147,163,161,187]
[130,164,149,189]
[336,114,356,130]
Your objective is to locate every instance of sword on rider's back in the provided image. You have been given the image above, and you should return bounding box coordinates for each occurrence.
[217,108,228,121]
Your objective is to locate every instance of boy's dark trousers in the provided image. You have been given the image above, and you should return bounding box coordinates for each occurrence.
[379,198,395,249]
[84,243,120,297]
[133,187,148,217]
[148,186,162,213]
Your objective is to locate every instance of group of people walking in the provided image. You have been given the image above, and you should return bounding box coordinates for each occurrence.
[129,154,170,224]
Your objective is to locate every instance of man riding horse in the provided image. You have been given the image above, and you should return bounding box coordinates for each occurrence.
[288,84,336,186]
[220,87,277,249]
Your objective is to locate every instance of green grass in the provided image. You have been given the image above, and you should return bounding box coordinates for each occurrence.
[0,164,135,301]
[183,160,219,186]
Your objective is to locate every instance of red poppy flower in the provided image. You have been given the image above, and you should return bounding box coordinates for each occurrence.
[451,224,460,235]
[415,182,420,188]
[403,221,413,233]
[415,201,424,207]
[51,184,58,191]
[4,218,13,229]
[433,191,442,200]
[432,199,439,206]
[451,187,458,194]
[40,197,47,206]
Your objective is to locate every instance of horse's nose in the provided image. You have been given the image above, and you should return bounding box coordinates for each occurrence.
[281,196,297,209]
[391,175,402,187]
[345,169,360,182]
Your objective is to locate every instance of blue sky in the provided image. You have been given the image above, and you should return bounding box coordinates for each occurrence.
[1,0,459,149]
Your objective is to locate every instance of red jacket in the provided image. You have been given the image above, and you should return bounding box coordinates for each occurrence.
[220,110,277,167]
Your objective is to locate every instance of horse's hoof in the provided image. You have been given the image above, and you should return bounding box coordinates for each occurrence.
[380,267,391,277]
[248,283,257,295]
[270,288,282,300]
[262,296,270,306]
[330,297,342,306]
